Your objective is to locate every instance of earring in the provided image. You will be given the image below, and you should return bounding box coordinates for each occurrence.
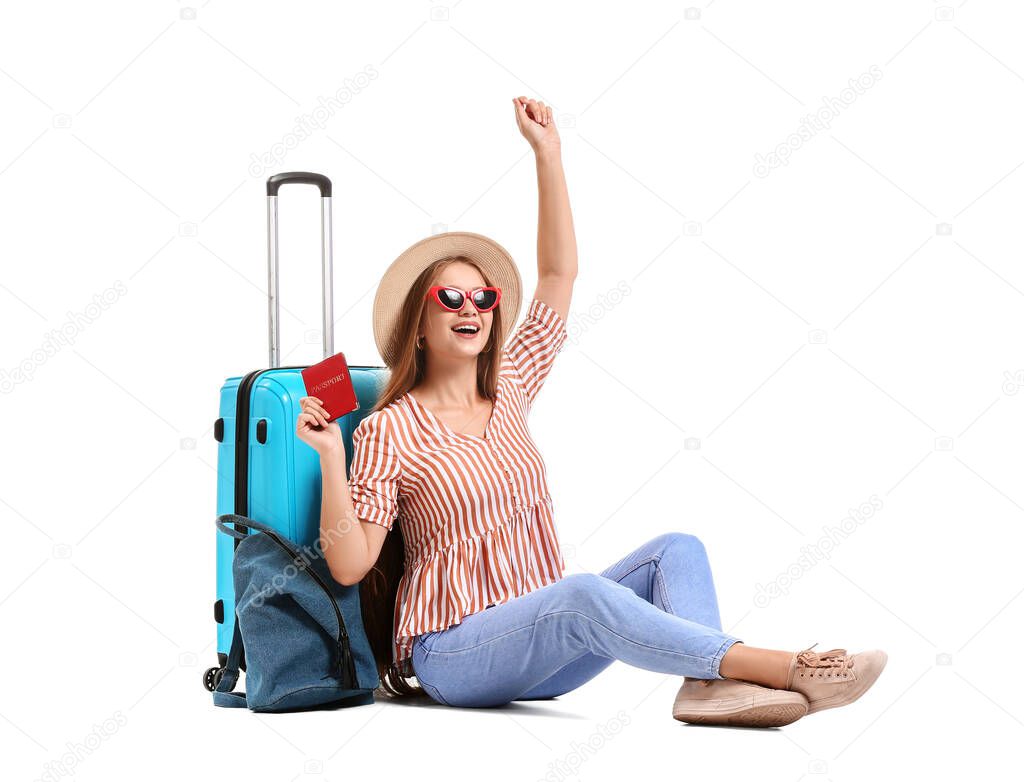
[416,335,424,350]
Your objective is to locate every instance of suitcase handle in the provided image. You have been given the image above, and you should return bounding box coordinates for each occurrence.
[266,171,334,369]
[266,172,332,197]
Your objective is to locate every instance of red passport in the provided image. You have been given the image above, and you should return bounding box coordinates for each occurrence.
[300,352,360,423]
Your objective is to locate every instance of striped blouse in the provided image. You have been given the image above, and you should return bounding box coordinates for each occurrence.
[347,296,569,677]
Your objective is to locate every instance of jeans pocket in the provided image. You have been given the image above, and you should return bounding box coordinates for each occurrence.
[415,629,441,653]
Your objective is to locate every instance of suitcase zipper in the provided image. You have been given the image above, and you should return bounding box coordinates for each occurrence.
[233,366,303,523]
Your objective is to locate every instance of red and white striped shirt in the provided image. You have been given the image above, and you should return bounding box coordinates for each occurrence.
[347,297,569,677]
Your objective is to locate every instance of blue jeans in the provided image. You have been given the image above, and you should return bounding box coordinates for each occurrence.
[410,532,744,707]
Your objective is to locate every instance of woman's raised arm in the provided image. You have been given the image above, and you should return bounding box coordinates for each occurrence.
[513,96,577,323]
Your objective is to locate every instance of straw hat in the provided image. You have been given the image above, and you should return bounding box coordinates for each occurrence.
[372,231,523,368]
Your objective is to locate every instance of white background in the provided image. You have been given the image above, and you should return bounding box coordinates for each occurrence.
[2,0,1022,779]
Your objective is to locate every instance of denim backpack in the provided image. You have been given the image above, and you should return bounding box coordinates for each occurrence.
[212,513,380,711]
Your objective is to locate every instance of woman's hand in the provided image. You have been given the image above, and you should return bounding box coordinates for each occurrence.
[513,96,560,155]
[296,396,343,458]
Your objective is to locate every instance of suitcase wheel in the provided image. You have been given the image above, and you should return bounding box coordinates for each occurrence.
[203,666,225,692]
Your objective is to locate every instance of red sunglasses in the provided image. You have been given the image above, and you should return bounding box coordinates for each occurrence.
[426,285,502,313]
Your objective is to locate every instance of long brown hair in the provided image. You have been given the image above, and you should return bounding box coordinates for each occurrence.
[358,255,507,698]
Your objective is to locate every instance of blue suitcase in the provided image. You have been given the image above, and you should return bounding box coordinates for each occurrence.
[203,172,389,694]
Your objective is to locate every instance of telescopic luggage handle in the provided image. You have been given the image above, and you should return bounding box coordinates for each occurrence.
[266,172,334,369]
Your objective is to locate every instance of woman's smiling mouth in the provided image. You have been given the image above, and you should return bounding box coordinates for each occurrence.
[452,322,481,338]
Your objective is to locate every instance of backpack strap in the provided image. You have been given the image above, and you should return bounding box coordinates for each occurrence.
[212,611,248,708]
[212,514,257,707]
[216,512,280,540]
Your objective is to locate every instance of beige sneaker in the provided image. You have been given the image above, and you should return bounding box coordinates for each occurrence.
[672,677,809,727]
[785,644,888,714]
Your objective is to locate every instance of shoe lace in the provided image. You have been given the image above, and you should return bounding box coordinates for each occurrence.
[795,642,854,677]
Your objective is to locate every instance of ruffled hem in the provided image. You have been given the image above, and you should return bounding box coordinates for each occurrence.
[389,499,566,675]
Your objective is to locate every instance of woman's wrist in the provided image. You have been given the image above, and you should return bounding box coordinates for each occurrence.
[534,143,562,163]
[319,444,345,465]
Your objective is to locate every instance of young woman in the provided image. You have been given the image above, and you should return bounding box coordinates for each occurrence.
[295,96,887,726]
